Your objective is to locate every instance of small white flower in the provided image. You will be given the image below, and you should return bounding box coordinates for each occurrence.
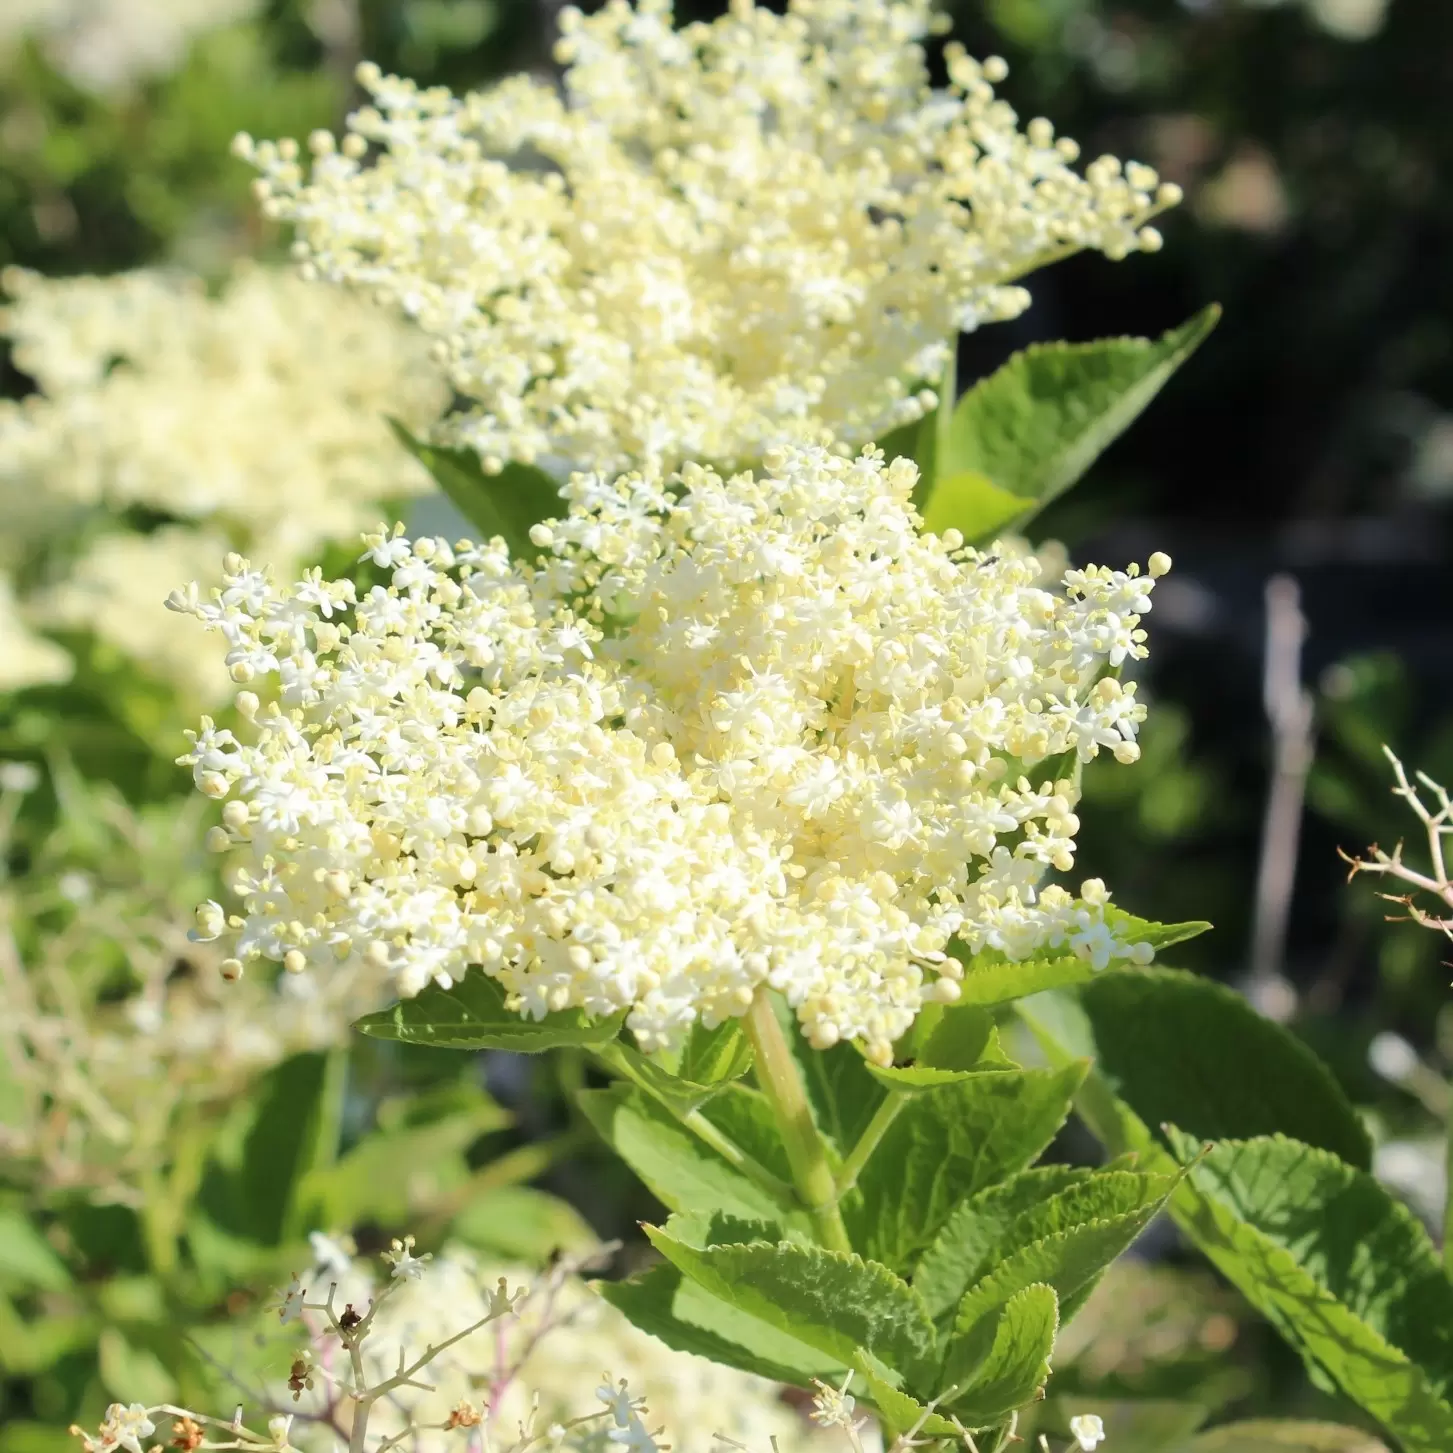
[272,1274,307,1324]
[308,1230,356,1275]
[384,1235,432,1281]
[268,1414,294,1450]
[1070,1413,1106,1451]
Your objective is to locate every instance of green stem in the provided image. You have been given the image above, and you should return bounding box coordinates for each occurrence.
[743,991,853,1253]
[835,1089,909,1198]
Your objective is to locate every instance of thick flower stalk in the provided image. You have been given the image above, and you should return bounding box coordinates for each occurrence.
[0,264,446,699]
[173,444,1162,1064]
[239,0,1179,475]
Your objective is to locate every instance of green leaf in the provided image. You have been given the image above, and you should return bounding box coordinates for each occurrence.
[913,1005,1018,1072]
[1161,1134,1453,1451]
[356,972,627,1051]
[579,1087,801,1226]
[596,1040,736,1117]
[851,1363,963,1440]
[1023,969,1370,1168]
[1183,1423,1390,1452]
[942,1283,1059,1427]
[940,1177,1175,1382]
[645,1230,938,1390]
[598,1263,843,1386]
[914,1167,1092,1320]
[921,470,1034,544]
[0,1211,71,1292]
[449,1186,596,1263]
[387,419,563,560]
[845,1064,1087,1271]
[921,1169,1177,1330]
[929,306,1219,538]
[237,1051,334,1244]
[98,1327,176,1405]
[300,1088,507,1229]
[947,911,1211,1009]
[678,1018,754,1086]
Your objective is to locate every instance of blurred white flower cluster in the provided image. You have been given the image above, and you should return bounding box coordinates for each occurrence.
[240,0,1178,476]
[174,444,1162,1063]
[71,1238,827,1453]
[0,765,391,1205]
[0,264,447,700]
[0,0,260,92]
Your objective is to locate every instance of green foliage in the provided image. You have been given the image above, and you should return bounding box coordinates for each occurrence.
[845,1063,1088,1271]
[387,420,564,560]
[578,1086,802,1227]
[1020,969,1371,1167]
[355,971,626,1050]
[1181,1423,1389,1451]
[643,1230,939,1388]
[938,1283,1059,1424]
[914,307,1219,542]
[1161,1134,1453,1452]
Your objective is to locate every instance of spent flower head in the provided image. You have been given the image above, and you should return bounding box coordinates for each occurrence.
[240,0,1178,476]
[173,443,1162,1063]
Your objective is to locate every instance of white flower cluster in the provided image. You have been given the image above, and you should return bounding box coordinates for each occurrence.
[240,0,1179,476]
[279,1240,826,1453]
[0,0,259,92]
[0,264,447,699]
[174,443,1163,1063]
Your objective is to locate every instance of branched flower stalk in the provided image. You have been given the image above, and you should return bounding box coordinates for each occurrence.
[1345,745,1453,1267]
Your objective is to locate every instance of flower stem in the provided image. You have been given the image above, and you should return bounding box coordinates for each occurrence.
[835,1089,909,1198]
[743,990,853,1254]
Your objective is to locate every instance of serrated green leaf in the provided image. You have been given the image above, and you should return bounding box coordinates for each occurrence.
[942,1283,1059,1426]
[866,1064,997,1094]
[947,910,1211,1009]
[921,470,1034,545]
[1162,1134,1453,1450]
[914,1167,1093,1320]
[356,972,626,1050]
[851,1359,963,1439]
[645,1231,938,1389]
[598,1263,843,1386]
[1026,969,1370,1168]
[845,1063,1087,1271]
[387,419,563,560]
[942,1182,1175,1385]
[929,307,1219,537]
[1184,1422,1389,1452]
[920,1169,1177,1328]
[579,1087,802,1227]
[0,1211,71,1292]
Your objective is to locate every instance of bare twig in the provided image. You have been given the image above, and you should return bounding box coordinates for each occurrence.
[1247,575,1315,1018]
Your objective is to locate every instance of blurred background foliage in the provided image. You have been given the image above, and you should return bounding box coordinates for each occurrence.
[0,0,1448,1448]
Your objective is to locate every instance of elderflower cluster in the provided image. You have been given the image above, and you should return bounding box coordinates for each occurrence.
[0,766,392,1205]
[0,0,259,91]
[273,1239,826,1453]
[0,263,446,699]
[240,0,1179,476]
[173,443,1164,1063]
